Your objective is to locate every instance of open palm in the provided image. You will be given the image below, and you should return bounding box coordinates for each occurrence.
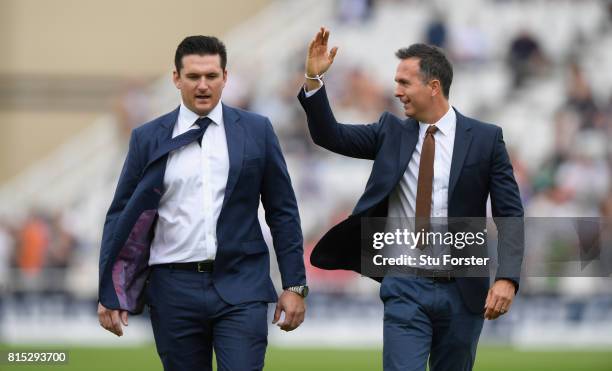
[306,27,338,77]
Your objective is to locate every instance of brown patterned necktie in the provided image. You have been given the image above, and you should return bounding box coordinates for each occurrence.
[415,125,438,237]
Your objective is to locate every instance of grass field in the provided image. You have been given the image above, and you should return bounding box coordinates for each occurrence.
[1,346,611,370]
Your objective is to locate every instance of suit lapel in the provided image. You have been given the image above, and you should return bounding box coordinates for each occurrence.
[156,106,179,143]
[398,119,420,176]
[448,109,473,200]
[134,107,179,196]
[221,104,244,210]
[143,106,180,171]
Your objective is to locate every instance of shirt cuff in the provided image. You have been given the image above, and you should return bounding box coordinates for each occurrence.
[304,84,323,98]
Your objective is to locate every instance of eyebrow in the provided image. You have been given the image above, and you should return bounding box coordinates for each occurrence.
[186,72,220,77]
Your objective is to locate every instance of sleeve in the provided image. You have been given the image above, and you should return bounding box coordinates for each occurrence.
[260,119,306,289]
[98,130,144,305]
[298,85,384,160]
[489,127,525,292]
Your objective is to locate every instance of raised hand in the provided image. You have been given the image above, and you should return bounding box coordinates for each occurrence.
[306,27,338,80]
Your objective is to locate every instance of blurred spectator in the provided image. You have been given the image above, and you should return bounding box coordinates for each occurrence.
[451,19,489,65]
[336,0,375,24]
[507,30,547,89]
[600,95,612,152]
[252,70,318,156]
[508,150,533,204]
[0,220,15,288]
[424,14,448,49]
[600,190,612,275]
[46,212,77,270]
[336,66,390,123]
[555,132,610,210]
[42,211,79,306]
[16,212,51,277]
[527,182,583,217]
[552,109,581,163]
[601,191,612,218]
[0,220,12,320]
[565,62,598,130]
[223,70,254,110]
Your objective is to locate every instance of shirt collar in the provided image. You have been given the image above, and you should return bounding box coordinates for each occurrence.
[177,100,224,134]
[418,106,456,137]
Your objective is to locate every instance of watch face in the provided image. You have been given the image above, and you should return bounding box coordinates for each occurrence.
[302,286,309,298]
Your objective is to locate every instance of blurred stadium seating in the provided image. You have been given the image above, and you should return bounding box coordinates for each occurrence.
[0,0,611,353]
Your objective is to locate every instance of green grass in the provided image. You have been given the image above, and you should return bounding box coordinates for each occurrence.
[0,345,610,370]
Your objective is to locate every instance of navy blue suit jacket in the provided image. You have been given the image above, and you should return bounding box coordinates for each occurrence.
[98,104,305,314]
[298,86,524,314]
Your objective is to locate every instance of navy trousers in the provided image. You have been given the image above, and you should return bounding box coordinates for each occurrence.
[145,266,268,371]
[380,277,484,371]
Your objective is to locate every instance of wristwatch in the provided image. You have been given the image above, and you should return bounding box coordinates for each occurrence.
[286,285,309,298]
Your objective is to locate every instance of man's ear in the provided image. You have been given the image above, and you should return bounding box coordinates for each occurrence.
[429,79,442,97]
[172,70,181,89]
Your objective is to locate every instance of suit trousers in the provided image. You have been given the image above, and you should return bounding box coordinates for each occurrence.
[380,276,484,371]
[145,266,268,371]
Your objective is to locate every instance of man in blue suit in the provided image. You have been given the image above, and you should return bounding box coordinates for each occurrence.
[298,28,524,371]
[98,35,308,371]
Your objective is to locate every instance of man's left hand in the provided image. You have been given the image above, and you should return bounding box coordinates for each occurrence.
[272,290,306,331]
[484,279,516,320]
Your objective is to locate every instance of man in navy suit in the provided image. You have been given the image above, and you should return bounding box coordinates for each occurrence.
[298,28,524,371]
[98,35,308,371]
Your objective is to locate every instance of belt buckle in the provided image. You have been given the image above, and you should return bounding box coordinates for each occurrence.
[197,262,205,273]
[432,270,451,281]
[431,270,439,280]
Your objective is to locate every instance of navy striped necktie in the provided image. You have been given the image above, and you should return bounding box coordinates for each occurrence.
[167,116,212,152]
[194,117,212,146]
[144,117,213,171]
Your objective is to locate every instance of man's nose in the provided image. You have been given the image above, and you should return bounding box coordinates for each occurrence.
[197,78,208,91]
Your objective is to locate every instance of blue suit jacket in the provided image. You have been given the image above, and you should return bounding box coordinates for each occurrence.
[298,86,524,314]
[98,104,305,314]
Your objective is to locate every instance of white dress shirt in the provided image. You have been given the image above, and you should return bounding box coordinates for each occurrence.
[387,107,456,269]
[148,101,229,265]
[388,107,456,219]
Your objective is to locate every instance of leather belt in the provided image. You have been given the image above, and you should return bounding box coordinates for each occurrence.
[156,260,214,272]
[405,267,456,282]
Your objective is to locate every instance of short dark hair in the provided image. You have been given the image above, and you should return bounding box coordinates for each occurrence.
[175,35,227,74]
[395,43,453,98]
